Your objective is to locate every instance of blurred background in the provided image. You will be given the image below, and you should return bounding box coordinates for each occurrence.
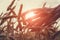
[0,0,60,40]
[0,0,60,13]
[0,0,60,30]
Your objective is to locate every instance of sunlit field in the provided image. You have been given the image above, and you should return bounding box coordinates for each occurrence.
[0,0,60,40]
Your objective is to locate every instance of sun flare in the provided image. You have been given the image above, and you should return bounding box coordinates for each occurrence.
[25,12,36,19]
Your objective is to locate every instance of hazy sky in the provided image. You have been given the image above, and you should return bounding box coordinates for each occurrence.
[0,0,60,30]
[0,0,60,13]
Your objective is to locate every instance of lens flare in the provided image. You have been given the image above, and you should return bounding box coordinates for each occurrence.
[25,12,36,19]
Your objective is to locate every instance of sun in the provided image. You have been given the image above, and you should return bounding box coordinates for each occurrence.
[25,12,36,19]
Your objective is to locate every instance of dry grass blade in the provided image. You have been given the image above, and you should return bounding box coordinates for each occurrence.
[18,4,23,19]
[8,5,16,16]
[7,0,15,11]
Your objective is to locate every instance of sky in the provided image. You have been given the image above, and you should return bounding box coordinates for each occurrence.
[0,0,60,13]
[0,0,60,30]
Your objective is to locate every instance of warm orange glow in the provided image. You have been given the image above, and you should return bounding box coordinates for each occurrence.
[25,12,36,19]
